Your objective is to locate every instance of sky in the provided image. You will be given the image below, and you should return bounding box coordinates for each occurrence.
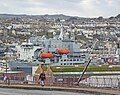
[0,0,120,18]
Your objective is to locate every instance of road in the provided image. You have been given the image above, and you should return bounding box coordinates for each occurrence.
[0,88,94,95]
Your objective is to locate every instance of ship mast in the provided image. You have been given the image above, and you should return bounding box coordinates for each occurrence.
[58,20,65,40]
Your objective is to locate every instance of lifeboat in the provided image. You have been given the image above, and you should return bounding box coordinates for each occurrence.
[57,48,70,54]
[40,52,53,58]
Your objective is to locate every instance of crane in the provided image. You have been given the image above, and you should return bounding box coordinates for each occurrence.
[75,39,98,85]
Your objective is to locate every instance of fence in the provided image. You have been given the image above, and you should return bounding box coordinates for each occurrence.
[0,74,120,88]
[80,76,120,88]
[0,72,26,84]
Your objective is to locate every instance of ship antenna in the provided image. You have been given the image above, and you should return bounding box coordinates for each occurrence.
[58,20,65,40]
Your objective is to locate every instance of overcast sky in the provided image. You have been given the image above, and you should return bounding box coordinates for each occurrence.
[0,0,120,17]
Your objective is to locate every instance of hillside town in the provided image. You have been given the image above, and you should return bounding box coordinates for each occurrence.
[0,0,120,94]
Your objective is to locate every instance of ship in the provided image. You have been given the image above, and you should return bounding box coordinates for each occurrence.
[0,21,87,75]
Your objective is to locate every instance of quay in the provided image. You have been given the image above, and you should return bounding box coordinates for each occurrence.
[0,83,120,95]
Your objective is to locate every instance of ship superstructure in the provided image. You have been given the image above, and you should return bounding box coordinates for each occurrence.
[28,21,87,66]
[16,42,41,62]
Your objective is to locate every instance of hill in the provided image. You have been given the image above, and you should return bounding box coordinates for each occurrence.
[0,14,81,20]
[116,14,120,18]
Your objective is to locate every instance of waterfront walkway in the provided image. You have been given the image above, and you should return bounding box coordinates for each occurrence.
[0,84,120,95]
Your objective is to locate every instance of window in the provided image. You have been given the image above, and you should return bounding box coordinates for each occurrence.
[73,59,76,61]
[64,59,66,61]
[70,63,72,65]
